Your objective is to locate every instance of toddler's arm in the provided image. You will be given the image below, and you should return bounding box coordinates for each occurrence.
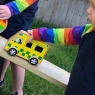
[0,0,36,20]
[28,24,93,46]
[6,0,36,16]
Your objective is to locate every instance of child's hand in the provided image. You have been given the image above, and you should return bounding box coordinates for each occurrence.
[27,30,33,43]
[0,5,11,20]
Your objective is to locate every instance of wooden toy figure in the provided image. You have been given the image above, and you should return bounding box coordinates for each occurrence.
[5,30,49,65]
[0,20,7,33]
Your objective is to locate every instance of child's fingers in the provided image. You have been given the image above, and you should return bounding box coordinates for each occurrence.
[0,10,4,14]
[27,30,33,35]
[27,36,33,43]
[0,16,7,20]
[27,30,33,42]
[0,13,6,18]
[0,5,5,9]
[0,12,11,20]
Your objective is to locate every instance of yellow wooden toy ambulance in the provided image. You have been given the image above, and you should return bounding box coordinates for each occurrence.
[5,30,49,65]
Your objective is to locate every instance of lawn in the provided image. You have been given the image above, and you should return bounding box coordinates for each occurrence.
[0,19,78,95]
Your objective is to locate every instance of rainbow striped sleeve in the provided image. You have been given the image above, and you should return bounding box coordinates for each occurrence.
[6,0,36,16]
[32,24,94,45]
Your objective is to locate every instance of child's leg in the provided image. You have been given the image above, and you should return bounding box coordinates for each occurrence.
[11,63,25,95]
[0,58,10,82]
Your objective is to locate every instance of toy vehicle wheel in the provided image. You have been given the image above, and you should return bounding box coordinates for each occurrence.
[30,57,38,65]
[9,48,17,56]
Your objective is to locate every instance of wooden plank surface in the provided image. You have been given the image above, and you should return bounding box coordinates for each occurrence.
[36,0,49,19]
[79,0,90,25]
[50,0,64,24]
[71,0,85,26]
[57,0,71,27]
[0,36,70,89]
[43,0,55,22]
[65,0,77,27]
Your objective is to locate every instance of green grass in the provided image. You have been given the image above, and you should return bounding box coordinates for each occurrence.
[0,19,78,95]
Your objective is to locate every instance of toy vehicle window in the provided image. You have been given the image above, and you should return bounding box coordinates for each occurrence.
[15,38,22,44]
[35,45,43,53]
[26,43,32,48]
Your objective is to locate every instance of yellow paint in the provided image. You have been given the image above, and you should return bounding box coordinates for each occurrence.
[5,30,49,65]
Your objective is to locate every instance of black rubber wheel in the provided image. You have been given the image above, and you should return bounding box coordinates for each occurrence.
[30,57,38,65]
[9,48,17,56]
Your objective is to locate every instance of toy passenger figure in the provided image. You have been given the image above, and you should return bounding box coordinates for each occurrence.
[27,0,95,95]
[0,0,39,95]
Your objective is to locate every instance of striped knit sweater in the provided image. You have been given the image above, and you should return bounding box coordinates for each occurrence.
[32,24,94,45]
[6,0,36,16]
